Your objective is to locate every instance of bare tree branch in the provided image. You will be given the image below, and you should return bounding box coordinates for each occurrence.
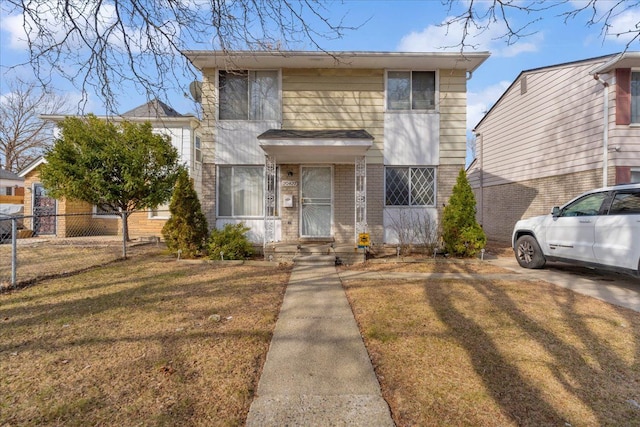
[441,0,639,51]
[2,0,357,113]
[0,79,72,173]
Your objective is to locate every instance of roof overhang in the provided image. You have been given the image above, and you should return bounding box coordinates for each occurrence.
[18,156,47,177]
[591,51,640,74]
[258,129,373,163]
[184,50,490,73]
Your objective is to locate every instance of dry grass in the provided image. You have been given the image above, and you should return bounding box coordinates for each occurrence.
[343,259,512,274]
[0,252,290,426]
[343,266,640,426]
[0,239,160,289]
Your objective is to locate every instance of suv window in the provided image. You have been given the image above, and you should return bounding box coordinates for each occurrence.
[608,190,640,215]
[560,192,608,217]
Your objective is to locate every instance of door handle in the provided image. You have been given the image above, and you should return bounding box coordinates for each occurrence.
[579,220,592,223]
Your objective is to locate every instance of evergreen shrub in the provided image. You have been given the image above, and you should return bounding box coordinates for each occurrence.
[208,223,254,260]
[441,169,487,257]
[162,169,209,258]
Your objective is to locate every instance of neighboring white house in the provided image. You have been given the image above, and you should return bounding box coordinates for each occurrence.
[468,52,640,242]
[0,168,24,197]
[19,99,202,238]
[184,50,490,246]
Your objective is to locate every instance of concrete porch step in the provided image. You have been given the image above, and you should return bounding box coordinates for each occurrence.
[293,254,337,266]
[264,242,366,265]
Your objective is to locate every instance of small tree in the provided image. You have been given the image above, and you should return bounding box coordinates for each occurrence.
[208,223,254,261]
[162,169,209,258]
[441,169,486,257]
[40,115,182,256]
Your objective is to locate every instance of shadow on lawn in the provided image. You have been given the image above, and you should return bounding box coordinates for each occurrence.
[426,280,640,426]
[0,259,289,352]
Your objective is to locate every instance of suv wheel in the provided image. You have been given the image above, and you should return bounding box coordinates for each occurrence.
[515,235,546,269]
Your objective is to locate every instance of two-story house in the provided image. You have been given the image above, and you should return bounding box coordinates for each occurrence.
[185,50,490,249]
[468,52,640,242]
[19,99,201,238]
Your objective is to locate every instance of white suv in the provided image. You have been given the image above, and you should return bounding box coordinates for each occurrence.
[512,184,640,277]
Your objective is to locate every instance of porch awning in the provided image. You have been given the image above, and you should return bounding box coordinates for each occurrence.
[257,129,373,163]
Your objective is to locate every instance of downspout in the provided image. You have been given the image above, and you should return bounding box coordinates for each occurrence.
[594,73,609,187]
[475,131,484,226]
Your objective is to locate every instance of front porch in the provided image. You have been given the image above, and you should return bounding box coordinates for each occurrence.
[259,129,373,248]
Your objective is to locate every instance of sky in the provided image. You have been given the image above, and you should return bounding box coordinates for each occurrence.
[1,0,640,164]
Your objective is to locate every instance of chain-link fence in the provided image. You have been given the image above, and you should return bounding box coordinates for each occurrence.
[0,211,169,290]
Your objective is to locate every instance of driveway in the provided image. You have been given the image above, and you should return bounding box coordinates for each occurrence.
[490,255,640,312]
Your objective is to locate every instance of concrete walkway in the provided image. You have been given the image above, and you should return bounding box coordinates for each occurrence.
[245,264,394,427]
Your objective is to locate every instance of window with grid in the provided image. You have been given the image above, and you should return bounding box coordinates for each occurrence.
[385,167,435,206]
[219,70,279,120]
[387,71,436,111]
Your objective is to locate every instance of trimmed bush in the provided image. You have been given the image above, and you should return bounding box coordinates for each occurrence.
[442,169,486,257]
[208,223,254,260]
[162,169,209,258]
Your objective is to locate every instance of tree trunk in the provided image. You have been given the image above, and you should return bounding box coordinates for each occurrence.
[121,211,130,259]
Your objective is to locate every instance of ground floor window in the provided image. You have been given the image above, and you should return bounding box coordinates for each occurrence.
[93,205,119,218]
[385,166,436,206]
[150,202,170,219]
[218,166,264,217]
[631,168,640,184]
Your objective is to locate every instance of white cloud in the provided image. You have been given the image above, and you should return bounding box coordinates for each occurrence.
[0,13,29,49]
[0,1,177,55]
[569,0,640,45]
[467,80,512,130]
[397,17,542,58]
[605,8,640,44]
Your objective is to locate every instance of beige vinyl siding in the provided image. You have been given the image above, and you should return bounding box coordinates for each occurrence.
[477,60,608,186]
[609,87,640,164]
[438,69,467,166]
[281,68,385,163]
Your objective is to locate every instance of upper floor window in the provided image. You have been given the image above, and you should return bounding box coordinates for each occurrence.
[195,135,202,163]
[631,71,640,123]
[387,71,436,111]
[219,70,279,120]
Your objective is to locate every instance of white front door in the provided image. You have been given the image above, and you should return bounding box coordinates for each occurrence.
[301,166,332,238]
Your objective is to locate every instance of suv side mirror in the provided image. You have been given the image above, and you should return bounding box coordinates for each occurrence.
[551,206,560,217]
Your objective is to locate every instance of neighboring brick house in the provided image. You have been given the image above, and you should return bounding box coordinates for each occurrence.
[184,50,489,246]
[19,99,201,238]
[467,52,640,242]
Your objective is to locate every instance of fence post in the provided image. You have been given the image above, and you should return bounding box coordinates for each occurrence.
[11,217,17,287]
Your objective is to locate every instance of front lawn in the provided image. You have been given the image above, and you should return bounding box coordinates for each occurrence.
[0,253,290,426]
[342,265,640,426]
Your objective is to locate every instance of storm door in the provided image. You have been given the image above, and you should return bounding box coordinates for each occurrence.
[301,166,332,238]
[33,183,56,235]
